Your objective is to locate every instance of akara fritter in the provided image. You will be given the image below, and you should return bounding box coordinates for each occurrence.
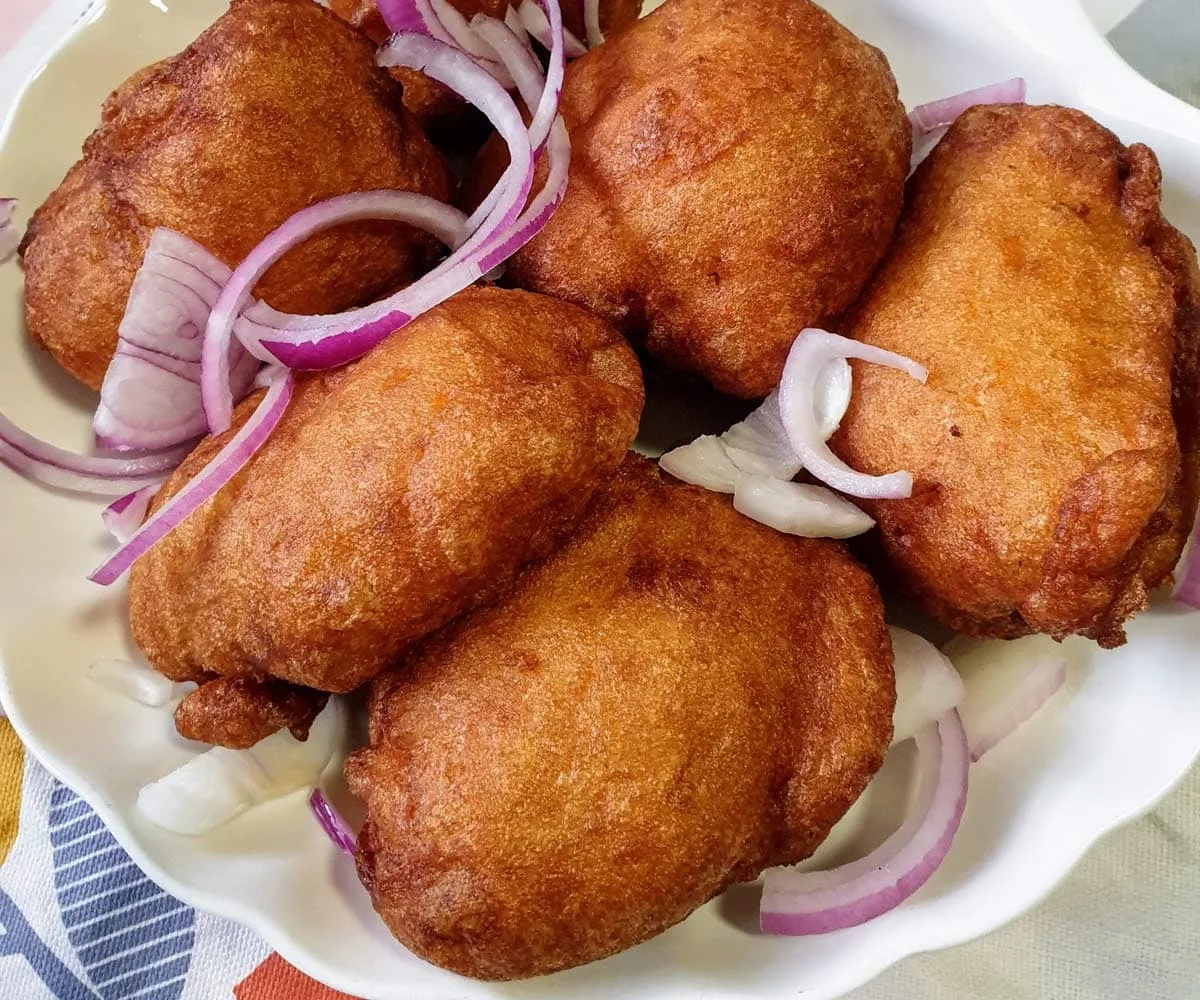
[484,0,910,398]
[347,454,894,980]
[130,287,644,731]
[329,0,641,140]
[832,104,1200,648]
[20,0,451,390]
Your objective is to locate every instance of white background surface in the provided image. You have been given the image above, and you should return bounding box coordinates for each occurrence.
[0,2,1198,999]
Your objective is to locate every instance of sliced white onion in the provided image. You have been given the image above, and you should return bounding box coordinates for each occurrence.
[517,0,587,57]
[722,392,803,481]
[889,626,965,746]
[90,370,293,584]
[87,658,183,708]
[760,709,969,934]
[779,329,926,500]
[582,0,603,47]
[102,484,158,543]
[658,435,741,493]
[734,477,874,539]
[948,636,1067,762]
[909,78,1027,135]
[138,699,342,836]
[0,198,18,263]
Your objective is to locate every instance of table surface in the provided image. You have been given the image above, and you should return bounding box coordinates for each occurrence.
[0,1,1198,998]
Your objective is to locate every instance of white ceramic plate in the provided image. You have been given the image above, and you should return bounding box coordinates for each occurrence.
[2,1,1200,998]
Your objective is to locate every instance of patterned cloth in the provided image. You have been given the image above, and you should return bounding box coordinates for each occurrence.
[1,2,1198,999]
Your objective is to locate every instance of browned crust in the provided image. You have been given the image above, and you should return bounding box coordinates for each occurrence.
[833,104,1200,647]
[129,286,644,693]
[479,0,909,397]
[20,0,451,389]
[174,676,329,748]
[347,454,893,980]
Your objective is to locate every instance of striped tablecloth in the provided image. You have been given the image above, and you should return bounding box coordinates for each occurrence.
[1,2,1197,998]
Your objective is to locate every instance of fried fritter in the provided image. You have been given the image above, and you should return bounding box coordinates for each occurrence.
[174,677,329,749]
[20,0,451,390]
[832,104,1200,647]
[329,0,642,141]
[130,287,644,714]
[347,454,894,980]
[476,0,909,398]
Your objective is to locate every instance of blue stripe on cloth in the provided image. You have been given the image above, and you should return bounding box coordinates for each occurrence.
[66,897,187,951]
[53,830,121,869]
[57,863,143,909]
[92,954,191,997]
[48,782,194,1000]
[76,908,194,966]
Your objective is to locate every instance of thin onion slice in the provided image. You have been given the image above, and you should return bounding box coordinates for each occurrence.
[0,198,18,263]
[910,78,1027,134]
[138,700,342,836]
[658,435,740,493]
[517,0,587,57]
[100,229,261,451]
[87,658,183,707]
[948,636,1067,762]
[582,0,603,47]
[733,477,874,539]
[309,788,357,855]
[377,0,456,41]
[90,371,293,584]
[202,187,471,431]
[1173,514,1200,608]
[102,484,158,543]
[760,709,969,934]
[428,0,517,86]
[779,329,926,500]
[0,411,186,496]
[889,626,965,746]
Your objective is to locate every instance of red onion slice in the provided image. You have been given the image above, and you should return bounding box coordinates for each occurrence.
[1173,516,1200,608]
[0,411,186,495]
[517,0,587,57]
[102,484,158,543]
[889,626,965,746]
[0,198,19,263]
[90,370,293,584]
[733,477,874,539]
[948,636,1067,762]
[427,0,516,86]
[309,788,356,856]
[202,185,472,431]
[377,0,455,41]
[760,709,969,934]
[778,330,926,500]
[582,0,603,47]
[909,78,1027,135]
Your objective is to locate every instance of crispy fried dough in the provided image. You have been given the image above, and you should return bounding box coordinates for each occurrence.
[174,677,329,749]
[20,0,451,389]
[129,287,644,702]
[347,454,894,980]
[473,0,909,398]
[831,104,1200,647]
[328,0,641,142]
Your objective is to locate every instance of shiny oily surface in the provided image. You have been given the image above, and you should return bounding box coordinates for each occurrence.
[2,1,1200,999]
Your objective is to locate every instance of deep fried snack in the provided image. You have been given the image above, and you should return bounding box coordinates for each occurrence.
[832,104,1200,647]
[20,0,451,389]
[130,287,643,708]
[348,455,894,980]
[174,677,329,749]
[474,0,909,398]
[328,0,641,140]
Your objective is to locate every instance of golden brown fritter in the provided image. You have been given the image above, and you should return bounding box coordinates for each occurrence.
[329,0,642,141]
[832,104,1200,648]
[475,0,909,398]
[20,0,451,390]
[347,454,894,980]
[129,287,644,700]
[174,677,329,749]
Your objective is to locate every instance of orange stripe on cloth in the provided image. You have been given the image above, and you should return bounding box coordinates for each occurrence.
[234,953,361,1000]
